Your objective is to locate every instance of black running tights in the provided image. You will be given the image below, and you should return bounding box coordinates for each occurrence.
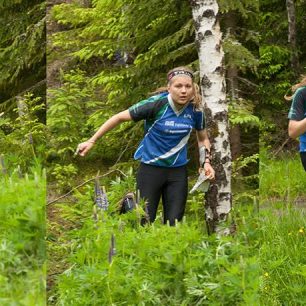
[136,163,188,226]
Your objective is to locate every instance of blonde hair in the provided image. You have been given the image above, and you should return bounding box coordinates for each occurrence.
[150,66,203,109]
[284,75,306,101]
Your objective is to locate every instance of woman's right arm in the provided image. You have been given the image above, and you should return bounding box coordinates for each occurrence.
[78,110,132,156]
[288,118,306,139]
[288,89,306,139]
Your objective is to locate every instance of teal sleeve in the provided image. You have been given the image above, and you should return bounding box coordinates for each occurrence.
[129,94,168,122]
[288,88,306,121]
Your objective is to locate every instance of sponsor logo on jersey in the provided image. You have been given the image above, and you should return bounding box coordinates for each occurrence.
[165,121,175,126]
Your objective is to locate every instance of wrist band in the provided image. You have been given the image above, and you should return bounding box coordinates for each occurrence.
[205,149,212,161]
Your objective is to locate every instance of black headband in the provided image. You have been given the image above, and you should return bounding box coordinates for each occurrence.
[167,70,193,81]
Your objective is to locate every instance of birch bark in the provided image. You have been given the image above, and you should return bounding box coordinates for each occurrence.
[286,0,299,72]
[190,0,231,233]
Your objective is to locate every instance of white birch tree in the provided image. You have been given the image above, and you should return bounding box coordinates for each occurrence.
[286,0,299,72]
[190,0,231,234]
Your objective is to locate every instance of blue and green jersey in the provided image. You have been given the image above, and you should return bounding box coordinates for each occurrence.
[288,86,306,152]
[129,93,205,167]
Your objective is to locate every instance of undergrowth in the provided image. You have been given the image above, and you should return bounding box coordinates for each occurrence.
[48,172,260,305]
[0,165,46,306]
[259,206,306,305]
[259,151,306,305]
[260,151,306,202]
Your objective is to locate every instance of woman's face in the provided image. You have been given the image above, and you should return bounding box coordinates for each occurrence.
[168,76,194,108]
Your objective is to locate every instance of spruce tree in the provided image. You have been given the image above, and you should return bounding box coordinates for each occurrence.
[0,0,45,110]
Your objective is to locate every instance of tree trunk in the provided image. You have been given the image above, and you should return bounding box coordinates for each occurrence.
[224,12,241,160]
[190,0,231,234]
[286,0,299,72]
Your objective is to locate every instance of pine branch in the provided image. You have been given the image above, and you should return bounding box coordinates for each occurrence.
[0,79,46,111]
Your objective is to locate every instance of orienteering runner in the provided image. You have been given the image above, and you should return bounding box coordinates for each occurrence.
[77,66,215,225]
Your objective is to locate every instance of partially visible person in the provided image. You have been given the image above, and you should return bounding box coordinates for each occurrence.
[286,75,306,171]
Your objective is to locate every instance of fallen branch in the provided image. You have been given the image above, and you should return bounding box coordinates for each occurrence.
[273,137,291,157]
[47,169,127,206]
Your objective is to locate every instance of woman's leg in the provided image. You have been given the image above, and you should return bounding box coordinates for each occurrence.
[161,166,188,226]
[136,163,166,223]
[300,152,306,171]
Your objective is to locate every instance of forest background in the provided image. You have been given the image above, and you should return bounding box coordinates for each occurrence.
[0,0,306,305]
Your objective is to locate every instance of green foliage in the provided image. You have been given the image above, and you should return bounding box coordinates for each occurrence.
[260,150,306,202]
[48,173,260,305]
[223,37,258,73]
[50,164,78,192]
[257,0,306,149]
[232,153,259,193]
[229,98,260,127]
[259,150,306,305]
[219,0,259,17]
[47,70,100,161]
[0,93,45,171]
[50,0,197,115]
[0,0,45,87]
[0,166,45,305]
[260,207,306,305]
[258,45,291,82]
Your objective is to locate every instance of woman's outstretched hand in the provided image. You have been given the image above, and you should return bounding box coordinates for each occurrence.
[76,141,95,157]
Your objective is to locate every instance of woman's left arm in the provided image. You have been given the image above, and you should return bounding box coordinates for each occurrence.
[196,129,215,180]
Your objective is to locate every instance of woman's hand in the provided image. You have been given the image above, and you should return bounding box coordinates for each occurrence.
[198,163,215,180]
[76,140,95,157]
[204,163,215,180]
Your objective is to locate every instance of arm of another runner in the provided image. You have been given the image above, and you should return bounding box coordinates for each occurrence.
[196,129,215,180]
[78,110,132,156]
[288,118,306,139]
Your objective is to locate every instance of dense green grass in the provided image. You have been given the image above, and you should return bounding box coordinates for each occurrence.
[260,207,306,305]
[0,168,46,306]
[260,151,306,201]
[259,151,306,305]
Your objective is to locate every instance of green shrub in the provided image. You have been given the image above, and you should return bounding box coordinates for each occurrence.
[49,174,260,305]
[0,166,46,305]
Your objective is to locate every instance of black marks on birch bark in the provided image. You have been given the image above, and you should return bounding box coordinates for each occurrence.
[214,65,225,76]
[204,0,215,6]
[189,0,201,9]
[218,193,232,221]
[205,107,219,139]
[202,9,215,19]
[221,81,226,93]
[201,74,212,89]
[204,150,231,234]
[198,32,205,41]
[213,151,228,187]
[195,39,200,51]
[214,110,228,121]
[194,20,201,31]
[204,30,213,37]
[205,184,218,234]
[221,155,231,164]
[223,140,229,150]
